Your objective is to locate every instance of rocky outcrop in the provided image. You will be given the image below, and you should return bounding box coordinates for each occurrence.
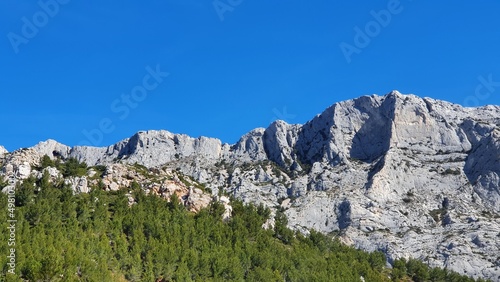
[185,187,212,213]
[33,139,71,159]
[263,121,300,167]
[0,146,7,156]
[65,176,89,194]
[1,91,499,280]
[219,196,233,221]
[230,128,268,162]
[16,162,32,180]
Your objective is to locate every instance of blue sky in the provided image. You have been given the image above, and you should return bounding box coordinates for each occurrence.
[1,1,500,151]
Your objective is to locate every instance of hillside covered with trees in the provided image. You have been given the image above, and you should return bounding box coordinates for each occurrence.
[0,170,492,281]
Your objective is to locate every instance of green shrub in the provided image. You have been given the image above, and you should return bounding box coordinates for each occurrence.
[40,155,55,169]
[61,158,88,177]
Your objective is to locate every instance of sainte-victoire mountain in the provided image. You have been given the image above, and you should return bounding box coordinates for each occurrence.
[1,91,499,280]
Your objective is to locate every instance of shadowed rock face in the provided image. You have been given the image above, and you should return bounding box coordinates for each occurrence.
[2,91,499,280]
[337,200,352,230]
[349,94,394,162]
[463,122,500,209]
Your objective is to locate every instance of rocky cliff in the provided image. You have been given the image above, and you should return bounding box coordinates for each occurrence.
[1,91,499,280]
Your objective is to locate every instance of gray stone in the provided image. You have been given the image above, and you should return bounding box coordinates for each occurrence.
[0,146,7,156]
[64,176,89,194]
[16,162,31,179]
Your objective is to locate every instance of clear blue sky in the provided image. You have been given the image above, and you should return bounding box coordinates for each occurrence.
[1,1,500,151]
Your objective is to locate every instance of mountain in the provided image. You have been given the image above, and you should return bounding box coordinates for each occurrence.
[1,91,499,280]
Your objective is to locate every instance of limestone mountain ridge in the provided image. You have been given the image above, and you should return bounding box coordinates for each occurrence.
[1,91,499,280]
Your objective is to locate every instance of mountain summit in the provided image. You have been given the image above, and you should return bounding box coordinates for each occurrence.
[1,91,499,280]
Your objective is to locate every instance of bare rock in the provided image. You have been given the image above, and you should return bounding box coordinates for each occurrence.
[0,146,7,156]
[16,162,31,179]
[65,176,89,194]
[185,187,211,213]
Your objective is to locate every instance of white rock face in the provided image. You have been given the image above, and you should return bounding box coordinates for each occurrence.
[219,196,233,221]
[230,128,268,162]
[33,139,71,159]
[65,177,89,194]
[1,91,499,280]
[45,167,61,179]
[16,162,31,179]
[185,187,212,213]
[0,146,7,156]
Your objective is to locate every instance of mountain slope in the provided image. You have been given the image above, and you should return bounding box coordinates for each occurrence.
[1,91,499,280]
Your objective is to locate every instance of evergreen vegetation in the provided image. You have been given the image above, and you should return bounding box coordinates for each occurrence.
[39,156,88,177]
[0,177,491,281]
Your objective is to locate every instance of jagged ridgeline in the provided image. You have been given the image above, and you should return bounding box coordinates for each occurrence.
[1,91,499,280]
